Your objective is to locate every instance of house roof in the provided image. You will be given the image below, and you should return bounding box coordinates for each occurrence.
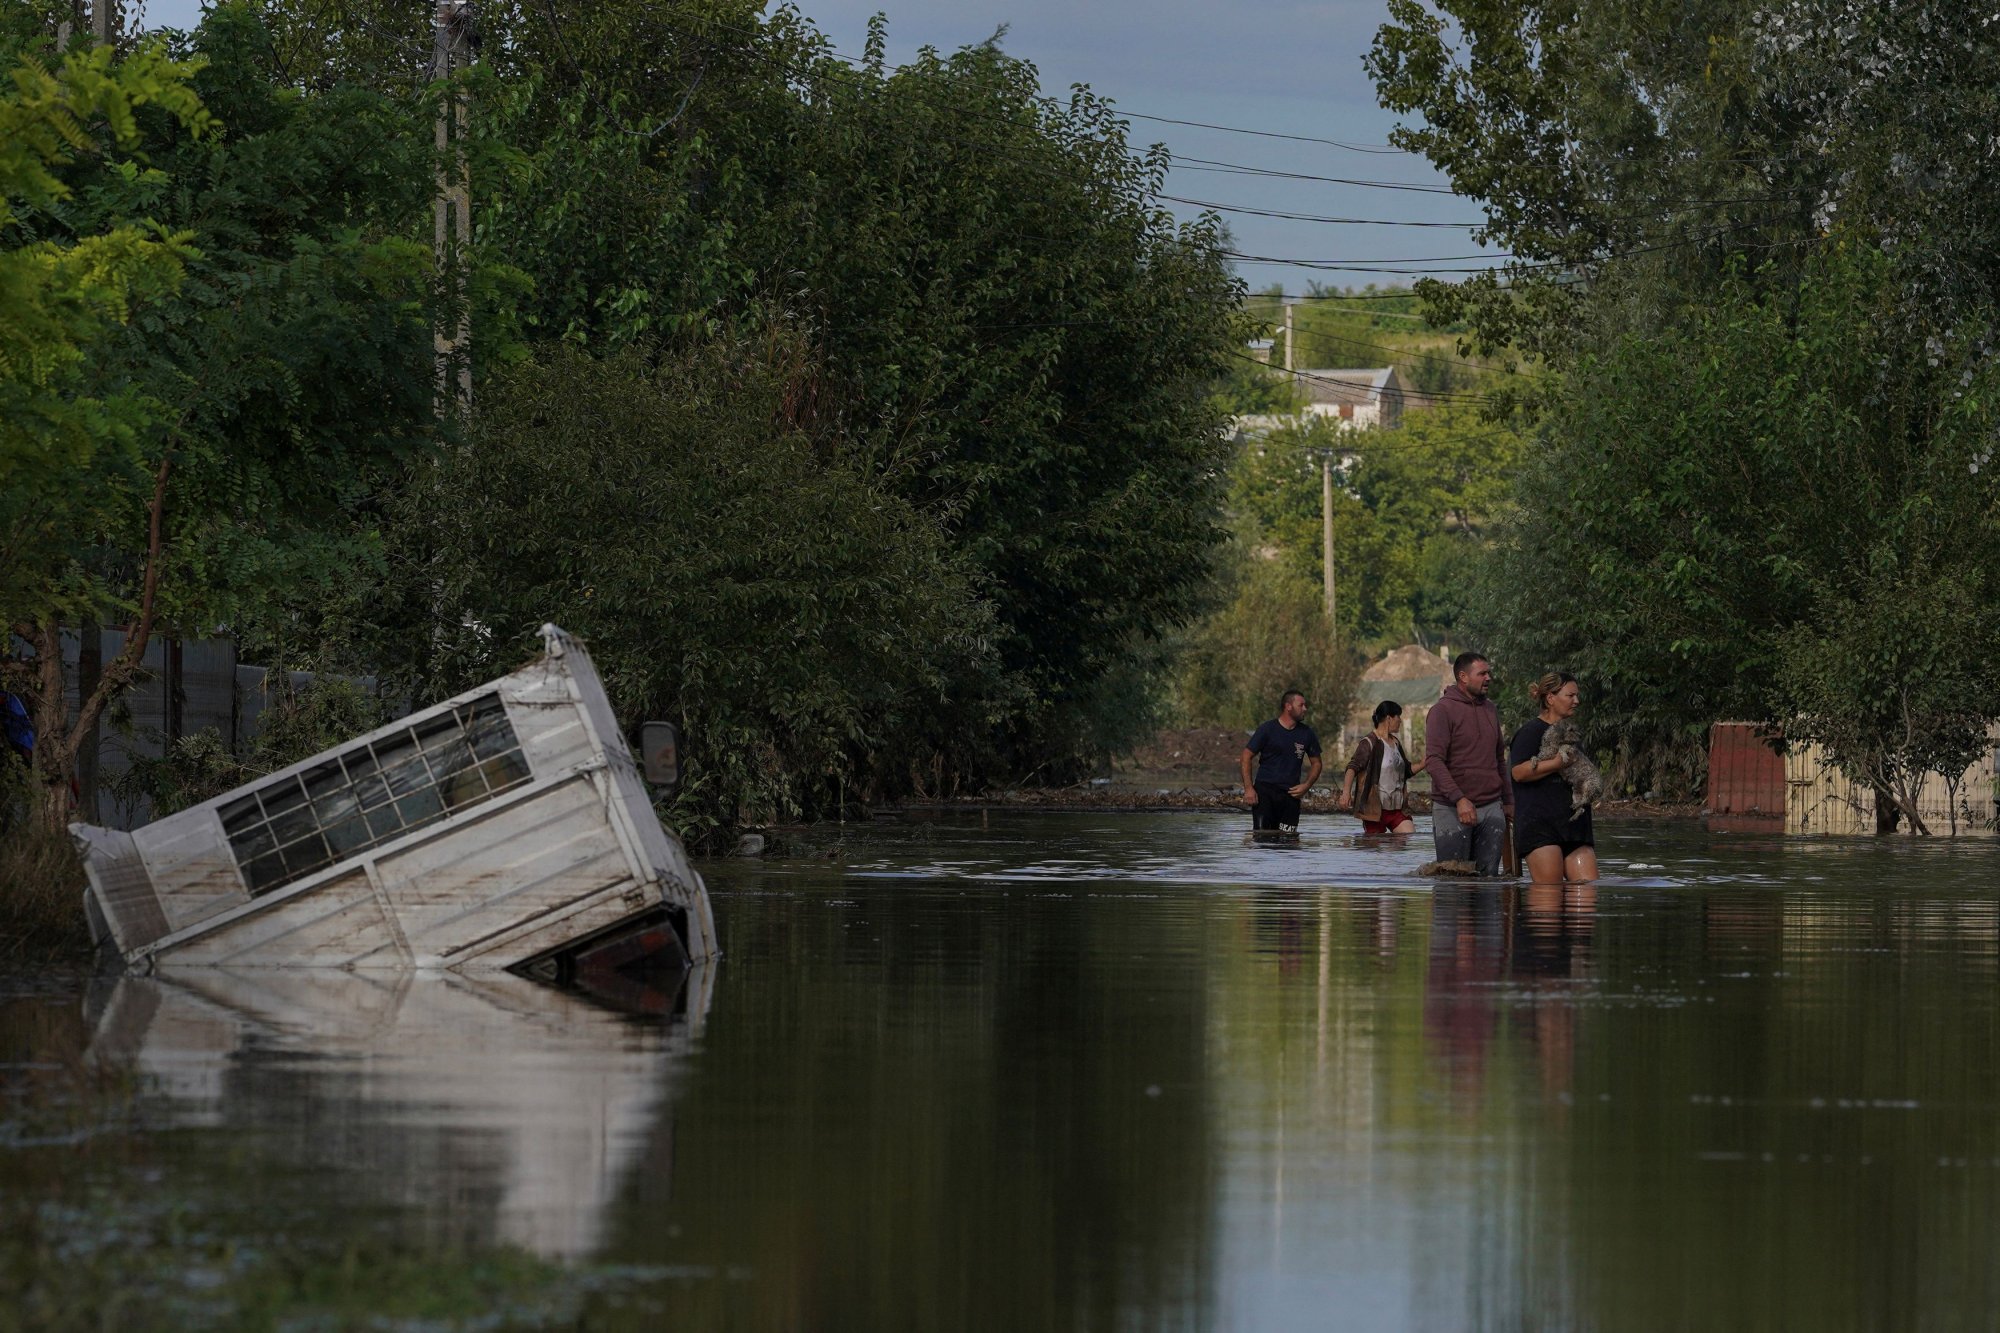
[1363,642,1452,683]
[1295,367,1399,398]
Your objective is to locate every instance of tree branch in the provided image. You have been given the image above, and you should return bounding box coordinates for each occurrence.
[66,449,173,760]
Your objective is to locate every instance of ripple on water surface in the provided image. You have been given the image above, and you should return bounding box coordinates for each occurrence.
[6,810,2000,1329]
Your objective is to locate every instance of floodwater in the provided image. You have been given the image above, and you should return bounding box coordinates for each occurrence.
[7,811,2000,1329]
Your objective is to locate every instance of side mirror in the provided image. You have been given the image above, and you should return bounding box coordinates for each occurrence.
[640,721,680,790]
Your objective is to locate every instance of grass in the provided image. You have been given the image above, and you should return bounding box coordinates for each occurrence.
[0,1197,637,1331]
[0,818,94,964]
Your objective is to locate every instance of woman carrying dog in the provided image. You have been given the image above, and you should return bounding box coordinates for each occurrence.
[1508,671,1599,884]
[1338,700,1418,835]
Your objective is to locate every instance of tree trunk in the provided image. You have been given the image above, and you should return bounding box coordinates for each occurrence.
[26,453,173,833]
[1872,779,1902,835]
[1901,786,1932,836]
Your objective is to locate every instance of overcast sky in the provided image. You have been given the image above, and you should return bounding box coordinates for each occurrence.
[135,0,1491,297]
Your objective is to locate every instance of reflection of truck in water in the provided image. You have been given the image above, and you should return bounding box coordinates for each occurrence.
[73,625,716,981]
[87,964,710,1258]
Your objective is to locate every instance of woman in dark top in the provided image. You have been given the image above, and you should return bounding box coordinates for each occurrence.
[1507,671,1599,884]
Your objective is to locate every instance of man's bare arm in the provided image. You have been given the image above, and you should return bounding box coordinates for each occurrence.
[1240,749,1257,805]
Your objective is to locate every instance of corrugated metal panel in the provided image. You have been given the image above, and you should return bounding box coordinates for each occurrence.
[1706,723,1787,816]
[1784,742,1872,835]
[181,638,235,743]
[1785,732,2000,836]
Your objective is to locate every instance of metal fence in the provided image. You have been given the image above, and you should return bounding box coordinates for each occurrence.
[31,630,398,829]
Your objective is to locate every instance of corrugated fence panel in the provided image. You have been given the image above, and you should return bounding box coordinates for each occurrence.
[1906,738,1999,835]
[1785,731,2000,836]
[1785,742,1872,835]
[1706,723,1787,816]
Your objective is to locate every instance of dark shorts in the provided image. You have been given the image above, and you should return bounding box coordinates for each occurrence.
[1253,782,1302,833]
[1515,806,1595,858]
[1362,809,1413,835]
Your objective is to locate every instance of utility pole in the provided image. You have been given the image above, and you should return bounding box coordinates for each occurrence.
[432,1,473,417]
[65,1,115,818]
[1283,301,1295,374]
[1322,455,1337,636]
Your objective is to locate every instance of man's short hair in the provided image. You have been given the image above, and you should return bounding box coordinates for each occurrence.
[1280,689,1306,710]
[1451,651,1489,680]
[1372,700,1403,726]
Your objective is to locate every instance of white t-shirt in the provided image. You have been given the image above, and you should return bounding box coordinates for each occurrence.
[1378,737,1406,810]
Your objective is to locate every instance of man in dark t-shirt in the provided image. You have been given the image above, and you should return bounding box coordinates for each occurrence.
[1239,690,1323,835]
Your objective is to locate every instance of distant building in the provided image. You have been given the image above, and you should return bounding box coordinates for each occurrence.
[1291,366,1406,430]
[1232,365,1406,440]
[1343,643,1453,759]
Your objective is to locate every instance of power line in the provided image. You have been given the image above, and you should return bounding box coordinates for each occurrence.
[641,6,1431,168]
[1235,351,1507,408]
[1274,324,1521,377]
[1224,217,1818,278]
[1227,252,1514,276]
[1119,111,1410,156]
[1241,295,1443,317]
[1168,156,1461,194]
[1157,195,1486,228]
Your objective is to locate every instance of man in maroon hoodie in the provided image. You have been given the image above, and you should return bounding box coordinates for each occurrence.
[1426,652,1514,875]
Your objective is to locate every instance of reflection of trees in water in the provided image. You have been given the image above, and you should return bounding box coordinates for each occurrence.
[1411,882,2000,1329]
[612,889,1217,1330]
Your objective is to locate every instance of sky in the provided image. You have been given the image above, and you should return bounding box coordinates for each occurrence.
[135,0,1493,300]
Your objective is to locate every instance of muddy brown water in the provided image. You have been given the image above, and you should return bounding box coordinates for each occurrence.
[5,811,2000,1329]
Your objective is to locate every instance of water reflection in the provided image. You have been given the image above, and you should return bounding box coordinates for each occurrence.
[84,966,709,1259]
[10,813,2000,1328]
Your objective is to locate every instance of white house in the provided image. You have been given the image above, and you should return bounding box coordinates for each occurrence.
[1233,365,1406,439]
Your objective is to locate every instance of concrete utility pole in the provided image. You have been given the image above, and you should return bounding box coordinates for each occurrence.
[57,1,114,55]
[1283,301,1295,374]
[62,1,117,819]
[1322,456,1337,635]
[432,1,473,417]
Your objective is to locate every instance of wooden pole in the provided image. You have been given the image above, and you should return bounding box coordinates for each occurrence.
[1283,302,1295,373]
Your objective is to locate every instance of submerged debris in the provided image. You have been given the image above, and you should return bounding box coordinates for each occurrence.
[70,625,715,980]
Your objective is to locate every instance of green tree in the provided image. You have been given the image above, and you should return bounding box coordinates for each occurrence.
[3,8,444,829]
[0,34,210,829]
[1173,551,1362,735]
[374,339,996,840]
[1472,245,2000,807]
[1226,407,1527,652]
[287,0,1245,786]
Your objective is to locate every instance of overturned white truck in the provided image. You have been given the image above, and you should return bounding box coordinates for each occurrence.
[72,624,716,980]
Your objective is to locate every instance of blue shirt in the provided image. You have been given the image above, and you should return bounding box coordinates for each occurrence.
[1247,718,1321,788]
